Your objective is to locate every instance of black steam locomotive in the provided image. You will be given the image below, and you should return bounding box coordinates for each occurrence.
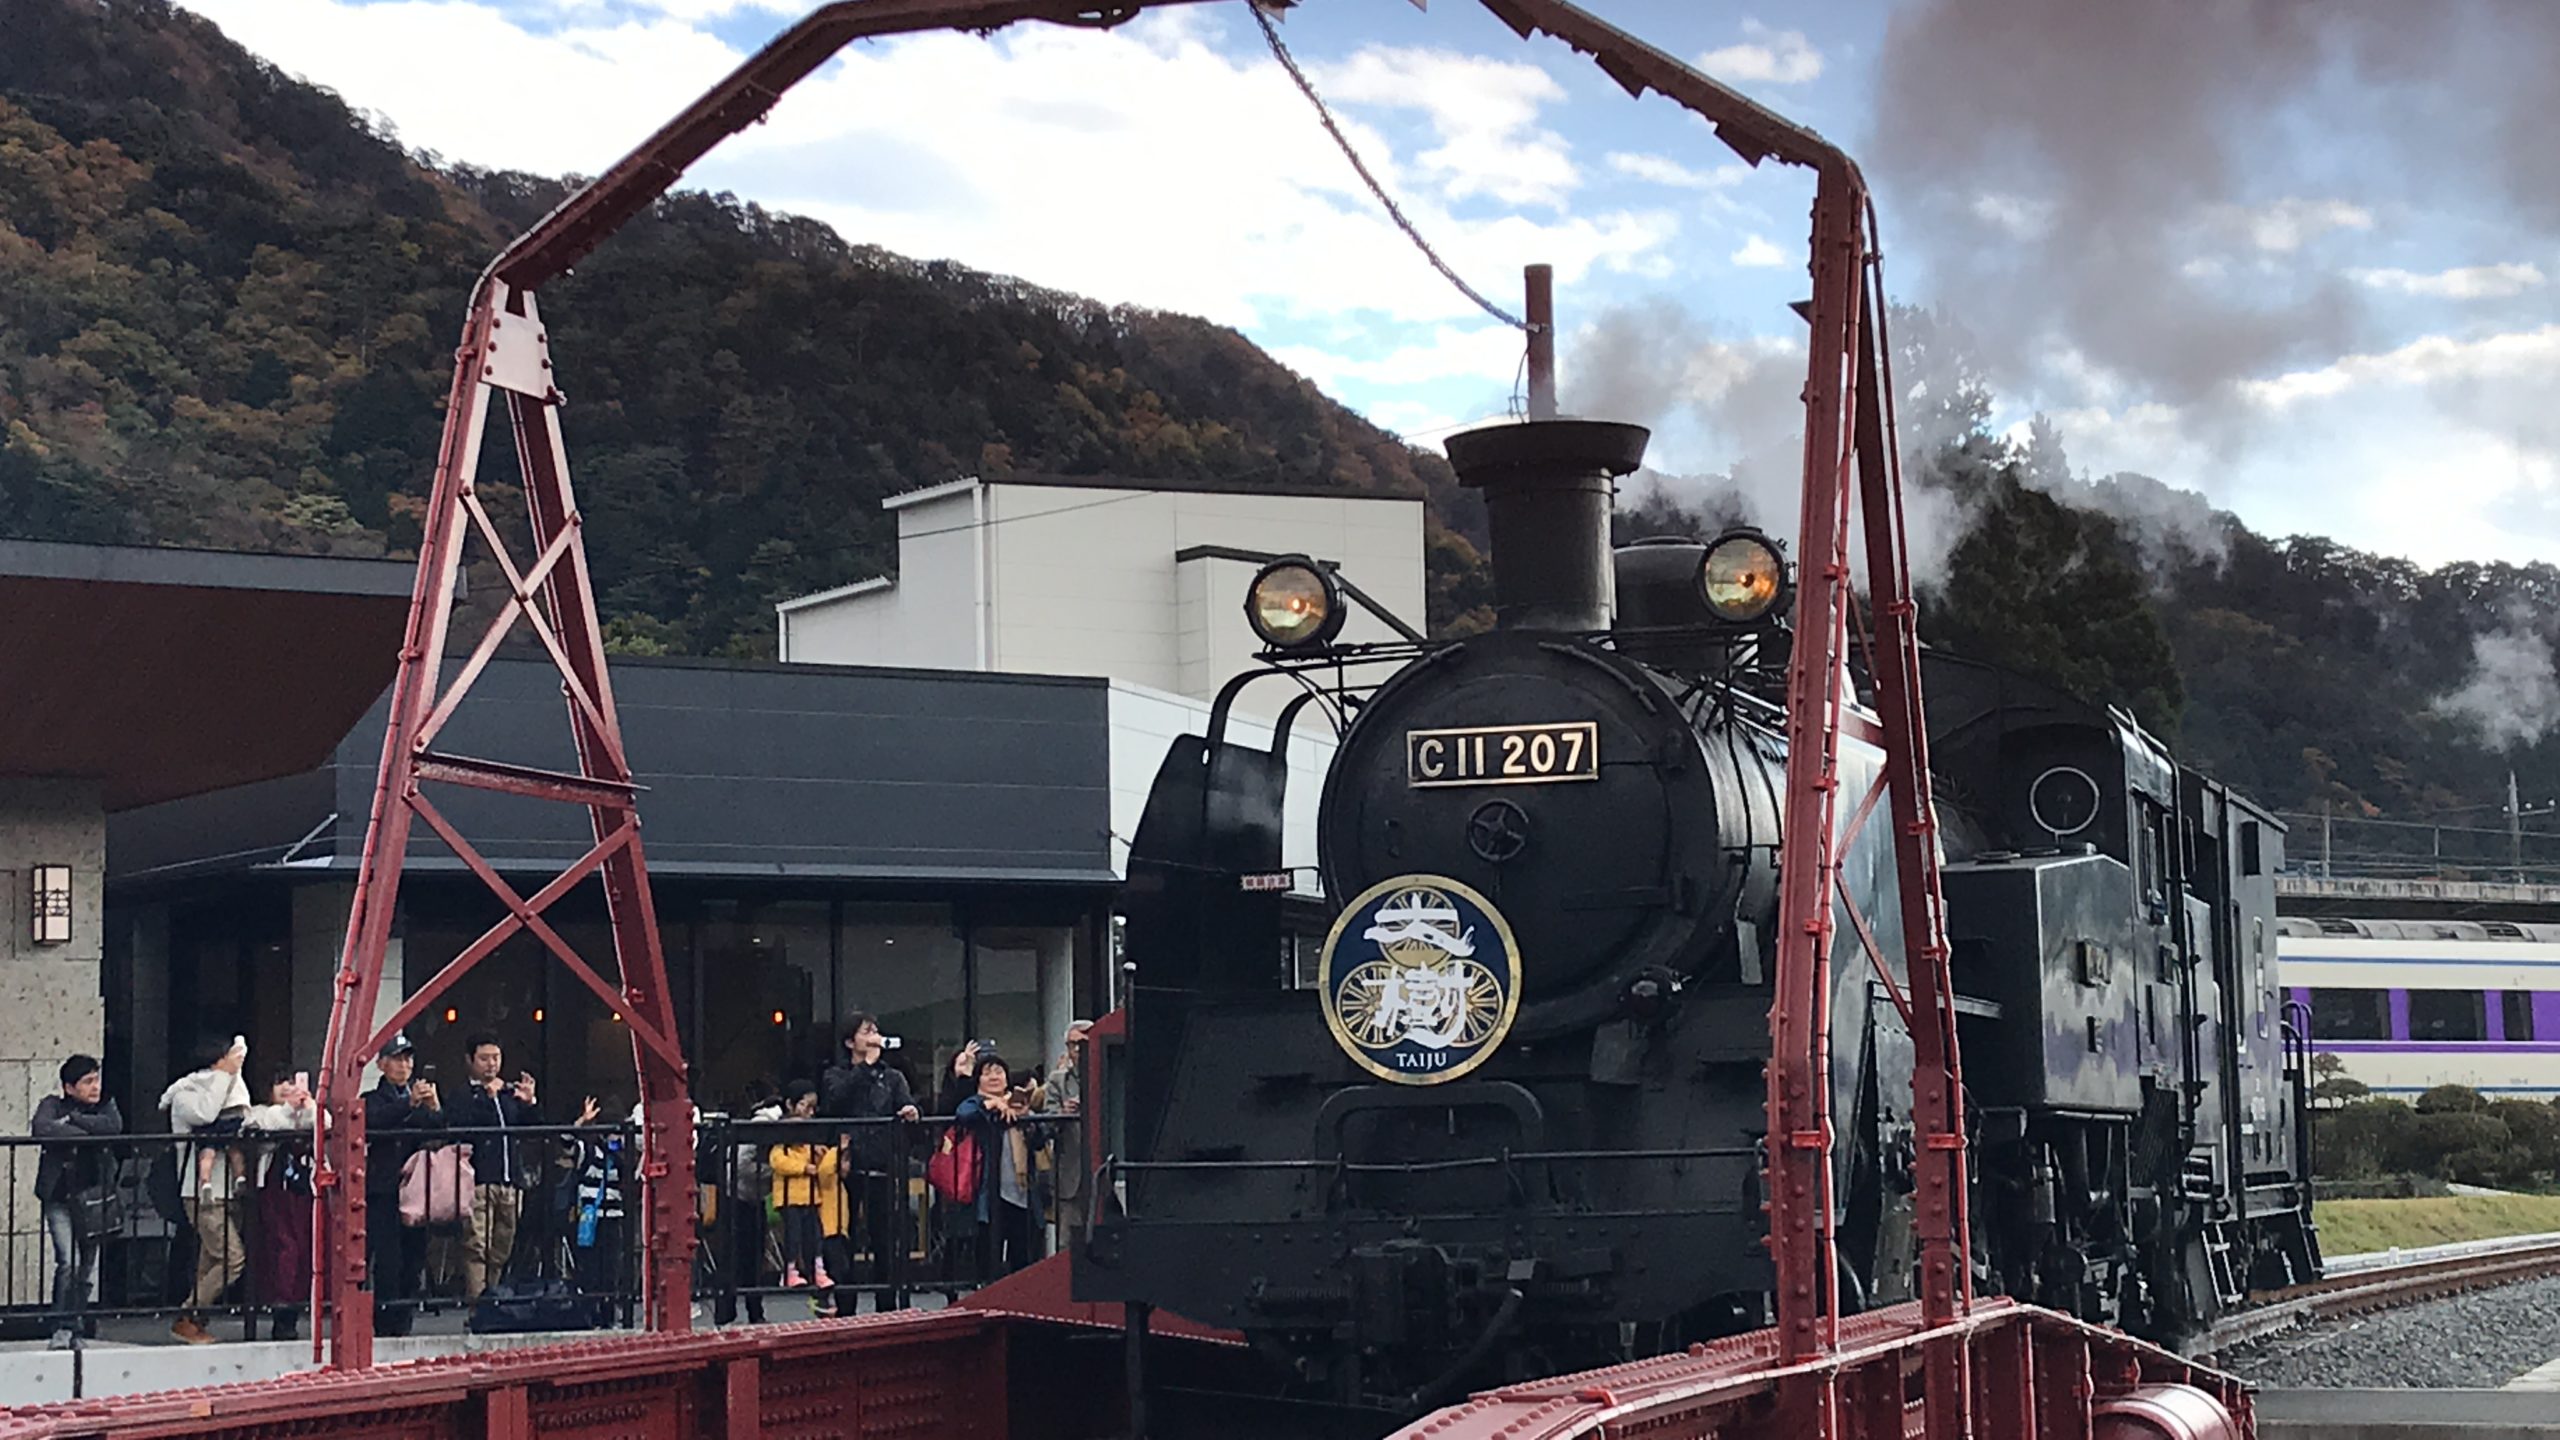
[1072,417,2320,1412]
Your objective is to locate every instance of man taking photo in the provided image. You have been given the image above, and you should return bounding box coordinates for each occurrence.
[818,1012,918,1313]
[364,1034,443,1336]
[451,1031,539,1301]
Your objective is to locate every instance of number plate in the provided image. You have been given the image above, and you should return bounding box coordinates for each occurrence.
[1406,722,1600,788]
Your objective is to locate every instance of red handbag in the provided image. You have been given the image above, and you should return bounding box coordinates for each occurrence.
[927,1128,982,1205]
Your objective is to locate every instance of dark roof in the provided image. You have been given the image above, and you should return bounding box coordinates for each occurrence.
[109,653,1117,888]
[0,539,414,810]
[992,472,1426,503]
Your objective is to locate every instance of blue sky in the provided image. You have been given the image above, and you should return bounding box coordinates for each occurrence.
[180,0,2557,572]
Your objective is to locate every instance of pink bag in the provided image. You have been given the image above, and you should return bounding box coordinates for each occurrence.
[398,1144,477,1226]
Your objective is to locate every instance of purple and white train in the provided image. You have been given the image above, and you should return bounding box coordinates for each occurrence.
[2282,915,2560,1097]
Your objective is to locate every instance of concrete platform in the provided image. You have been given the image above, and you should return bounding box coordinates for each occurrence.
[2258,1389,2560,1438]
[0,1327,591,1405]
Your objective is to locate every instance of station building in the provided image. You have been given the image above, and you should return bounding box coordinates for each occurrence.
[68,472,1427,1136]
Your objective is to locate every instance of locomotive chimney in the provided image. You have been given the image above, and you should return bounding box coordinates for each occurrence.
[1442,266,1650,632]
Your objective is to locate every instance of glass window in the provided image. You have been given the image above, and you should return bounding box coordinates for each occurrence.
[2408,989,2486,1042]
[400,882,687,1127]
[167,892,291,1080]
[2502,991,2537,1043]
[2308,988,2389,1040]
[969,923,1077,1091]
[695,899,833,1105]
[401,887,558,1101]
[841,904,965,1111]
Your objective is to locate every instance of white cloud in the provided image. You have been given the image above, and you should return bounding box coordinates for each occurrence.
[2350,263,2547,300]
[1357,399,1470,442]
[2227,197,2373,253]
[1270,324,1524,391]
[1730,235,1785,268]
[1604,151,1745,191]
[2242,325,2560,408]
[175,2,1679,334]
[1311,46,1577,207]
[1698,20,1823,86]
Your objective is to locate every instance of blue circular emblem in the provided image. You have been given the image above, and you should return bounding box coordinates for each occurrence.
[1318,875,1522,1085]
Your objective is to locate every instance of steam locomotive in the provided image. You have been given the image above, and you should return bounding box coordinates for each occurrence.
[1072,417,2321,1413]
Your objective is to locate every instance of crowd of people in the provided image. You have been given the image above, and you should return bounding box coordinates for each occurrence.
[713,1011,1083,1322]
[25,1012,1090,1344]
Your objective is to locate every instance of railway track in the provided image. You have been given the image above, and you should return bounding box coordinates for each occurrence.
[2194,1232,2560,1355]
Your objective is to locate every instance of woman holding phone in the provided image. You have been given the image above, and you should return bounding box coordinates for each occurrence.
[245,1066,317,1340]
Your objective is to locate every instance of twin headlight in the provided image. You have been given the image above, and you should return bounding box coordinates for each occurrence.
[1244,558,1346,649]
[1246,529,1786,650]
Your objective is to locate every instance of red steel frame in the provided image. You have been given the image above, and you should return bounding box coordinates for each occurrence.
[297,3,2095,1435]
[314,271,695,1367]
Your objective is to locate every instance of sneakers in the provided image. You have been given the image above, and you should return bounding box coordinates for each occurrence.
[812,1264,834,1290]
[171,1318,215,1345]
[782,1265,807,1289]
[46,1330,72,1351]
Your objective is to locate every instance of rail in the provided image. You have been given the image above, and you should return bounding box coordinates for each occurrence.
[0,1113,1072,1354]
[2194,1231,2560,1354]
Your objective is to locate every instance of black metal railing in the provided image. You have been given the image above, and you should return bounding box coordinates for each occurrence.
[0,1109,1077,1345]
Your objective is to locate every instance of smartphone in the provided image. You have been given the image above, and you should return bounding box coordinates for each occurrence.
[294,1070,310,1093]
[880,1035,903,1051]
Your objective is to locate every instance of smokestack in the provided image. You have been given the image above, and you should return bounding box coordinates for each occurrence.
[1445,419,1650,632]
[1524,264,1557,421]
[1445,269,1649,632]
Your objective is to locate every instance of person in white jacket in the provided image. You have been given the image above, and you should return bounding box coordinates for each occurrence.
[243,1069,318,1341]
[159,1035,252,1345]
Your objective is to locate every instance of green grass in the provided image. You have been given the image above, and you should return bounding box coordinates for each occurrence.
[2316,1194,2560,1255]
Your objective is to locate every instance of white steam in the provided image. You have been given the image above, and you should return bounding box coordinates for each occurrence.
[1560,302,1982,585]
[2437,622,2560,750]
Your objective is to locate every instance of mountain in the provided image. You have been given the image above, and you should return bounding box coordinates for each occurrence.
[0,0,1497,654]
[8,0,2560,845]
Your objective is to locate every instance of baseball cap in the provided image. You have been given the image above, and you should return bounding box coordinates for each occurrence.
[382,1033,417,1057]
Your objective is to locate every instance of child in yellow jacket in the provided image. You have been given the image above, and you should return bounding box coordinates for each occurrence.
[768,1081,842,1289]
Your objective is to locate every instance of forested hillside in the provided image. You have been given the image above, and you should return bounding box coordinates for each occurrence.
[7,0,2560,833]
[0,0,1496,653]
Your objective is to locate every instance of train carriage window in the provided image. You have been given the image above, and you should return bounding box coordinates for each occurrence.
[2408,990,2487,1042]
[2503,991,2537,1042]
[2240,821,2264,876]
[2308,988,2390,1041]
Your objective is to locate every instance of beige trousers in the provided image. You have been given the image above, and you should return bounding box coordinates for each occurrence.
[184,1198,244,1312]
[464,1185,523,1300]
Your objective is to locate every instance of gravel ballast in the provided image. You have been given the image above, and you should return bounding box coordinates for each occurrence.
[2214,1273,2560,1389]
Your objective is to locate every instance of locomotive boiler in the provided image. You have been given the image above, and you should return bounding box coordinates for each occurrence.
[1071,414,2320,1413]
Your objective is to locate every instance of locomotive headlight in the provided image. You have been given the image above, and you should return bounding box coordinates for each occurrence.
[1245,557,1346,649]
[1700,531,1786,622]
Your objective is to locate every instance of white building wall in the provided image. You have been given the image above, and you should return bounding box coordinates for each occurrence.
[777,478,1426,718]
[1169,492,1425,652]
[1176,553,1268,702]
[987,484,1184,692]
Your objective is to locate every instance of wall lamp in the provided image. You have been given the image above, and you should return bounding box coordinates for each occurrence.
[29,865,71,945]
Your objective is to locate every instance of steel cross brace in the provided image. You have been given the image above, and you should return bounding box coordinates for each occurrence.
[316,282,690,1369]
[316,3,1976,1427]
